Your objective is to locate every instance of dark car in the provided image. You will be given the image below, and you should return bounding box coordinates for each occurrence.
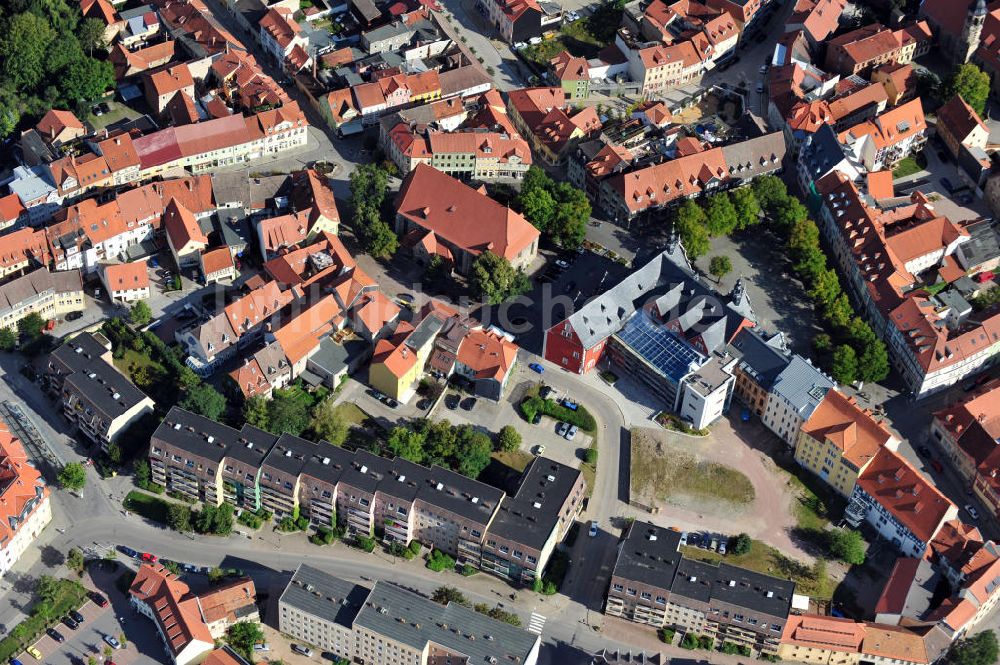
[919,445,931,457]
[445,394,460,410]
[539,385,553,399]
[66,311,83,321]
[90,592,109,607]
[69,609,85,624]
[461,397,477,411]
[47,627,66,642]
[383,396,398,409]
[117,545,139,558]
[63,615,79,630]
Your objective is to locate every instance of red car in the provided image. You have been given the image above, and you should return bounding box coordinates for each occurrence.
[90,592,108,607]
[140,552,158,564]
[931,460,944,473]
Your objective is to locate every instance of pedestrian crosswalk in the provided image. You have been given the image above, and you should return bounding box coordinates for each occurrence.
[527,611,546,635]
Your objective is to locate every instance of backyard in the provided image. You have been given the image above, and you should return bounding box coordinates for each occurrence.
[520,13,614,65]
[892,152,928,178]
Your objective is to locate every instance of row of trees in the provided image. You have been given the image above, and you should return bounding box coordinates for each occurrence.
[0,0,115,137]
[386,418,509,479]
[348,164,399,258]
[166,501,235,536]
[242,389,350,445]
[672,177,890,385]
[515,166,591,249]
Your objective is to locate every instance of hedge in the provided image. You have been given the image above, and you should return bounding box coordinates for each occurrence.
[520,396,597,432]
[0,578,88,662]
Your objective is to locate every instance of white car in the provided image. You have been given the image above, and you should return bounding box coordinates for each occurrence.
[555,259,570,269]
[513,41,527,50]
[965,504,980,520]
[679,531,688,546]
[589,520,599,537]
[528,36,543,45]
[534,445,546,456]
[103,635,121,650]
[564,424,578,441]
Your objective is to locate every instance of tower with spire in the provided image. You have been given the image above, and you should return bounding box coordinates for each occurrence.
[957,0,988,65]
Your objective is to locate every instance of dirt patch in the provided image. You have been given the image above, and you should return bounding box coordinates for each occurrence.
[631,428,755,508]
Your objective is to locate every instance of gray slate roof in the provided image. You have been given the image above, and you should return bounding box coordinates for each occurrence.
[279,563,368,628]
[728,328,790,391]
[770,355,835,421]
[51,332,152,422]
[355,580,540,661]
[486,457,582,550]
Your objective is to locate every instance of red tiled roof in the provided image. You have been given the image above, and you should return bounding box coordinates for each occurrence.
[802,390,895,468]
[104,260,149,293]
[201,247,234,275]
[867,170,894,200]
[129,564,213,655]
[857,448,955,543]
[0,424,48,553]
[36,109,84,140]
[937,94,988,145]
[781,614,866,652]
[163,198,208,251]
[395,165,539,263]
[456,328,517,381]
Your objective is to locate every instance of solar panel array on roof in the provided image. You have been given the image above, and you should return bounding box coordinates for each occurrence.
[615,309,704,382]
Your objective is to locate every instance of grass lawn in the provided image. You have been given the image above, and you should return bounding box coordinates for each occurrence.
[778,459,844,532]
[491,449,534,472]
[123,490,172,524]
[892,153,927,178]
[334,402,369,427]
[114,348,165,382]
[521,18,609,64]
[631,431,755,506]
[681,543,834,599]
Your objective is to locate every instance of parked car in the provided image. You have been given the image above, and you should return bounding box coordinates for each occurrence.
[26,647,42,660]
[445,393,460,410]
[589,520,599,537]
[103,635,121,649]
[564,424,578,441]
[941,177,955,193]
[679,531,688,547]
[90,592,109,607]
[63,616,79,630]
[554,259,570,269]
[528,362,545,374]
[252,643,271,652]
[534,445,546,456]
[561,399,579,411]
[460,397,477,411]
[117,545,138,558]
[710,537,719,551]
[719,540,727,555]
[556,422,569,437]
[291,644,314,657]
[69,609,85,624]
[66,311,83,321]
[47,628,66,642]
[140,552,158,563]
[965,504,980,520]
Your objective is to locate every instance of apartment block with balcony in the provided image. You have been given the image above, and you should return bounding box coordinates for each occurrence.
[0,427,52,579]
[279,564,542,664]
[0,267,84,332]
[480,458,585,585]
[46,332,154,451]
[149,409,274,508]
[606,521,794,657]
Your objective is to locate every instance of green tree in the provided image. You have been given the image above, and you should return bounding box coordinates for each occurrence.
[496,425,521,452]
[180,383,227,420]
[0,93,20,139]
[167,503,192,532]
[242,395,269,430]
[267,389,311,435]
[177,366,202,393]
[361,217,399,258]
[772,197,809,230]
[674,200,710,259]
[704,192,738,236]
[311,398,349,446]
[824,294,854,331]
[808,269,842,308]
[45,32,84,77]
[387,427,426,463]
[59,56,114,104]
[67,547,85,574]
[226,621,265,660]
[730,187,761,230]
[18,311,46,340]
[709,255,732,281]
[751,175,788,211]
[470,251,530,304]
[0,327,16,351]
[130,300,152,326]
[944,63,991,115]
[828,529,866,565]
[432,585,469,605]
[78,17,108,55]
[456,426,492,478]
[946,630,998,665]
[788,219,820,259]
[0,12,56,91]
[58,462,87,491]
[831,344,858,385]
[518,185,556,231]
[730,533,752,556]
[135,458,151,486]
[549,182,591,249]
[36,575,60,603]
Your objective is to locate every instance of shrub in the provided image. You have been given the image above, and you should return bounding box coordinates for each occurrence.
[460,564,478,576]
[731,533,752,556]
[354,535,376,552]
[473,603,521,626]
[584,448,598,465]
[519,395,597,431]
[680,633,699,650]
[426,548,456,572]
[658,628,675,644]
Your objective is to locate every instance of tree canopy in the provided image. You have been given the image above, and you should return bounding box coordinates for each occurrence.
[673,200,710,259]
[945,63,991,116]
[58,462,87,491]
[515,166,590,248]
[470,251,530,305]
[311,399,349,446]
[179,383,227,421]
[384,419,495,479]
[946,630,998,665]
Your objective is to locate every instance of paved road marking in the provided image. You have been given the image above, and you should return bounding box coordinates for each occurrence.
[527,611,546,635]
